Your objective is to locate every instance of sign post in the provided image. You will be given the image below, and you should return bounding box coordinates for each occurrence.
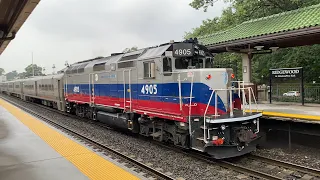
[269,67,304,105]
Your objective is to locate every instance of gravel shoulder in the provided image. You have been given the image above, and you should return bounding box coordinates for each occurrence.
[253,146,320,170]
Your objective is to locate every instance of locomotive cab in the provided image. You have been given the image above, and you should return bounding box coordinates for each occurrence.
[163,40,262,159]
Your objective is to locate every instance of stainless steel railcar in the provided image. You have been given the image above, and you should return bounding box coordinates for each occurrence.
[0,74,65,111]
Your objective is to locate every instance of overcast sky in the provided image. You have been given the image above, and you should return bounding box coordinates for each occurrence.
[0,0,228,74]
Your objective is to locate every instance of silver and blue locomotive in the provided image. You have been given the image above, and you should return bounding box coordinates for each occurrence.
[0,39,262,159]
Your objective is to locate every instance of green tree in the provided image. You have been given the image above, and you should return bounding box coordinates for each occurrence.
[187,0,320,83]
[25,64,44,77]
[190,0,320,12]
[18,72,27,79]
[0,68,5,75]
[5,70,18,81]
[122,46,138,53]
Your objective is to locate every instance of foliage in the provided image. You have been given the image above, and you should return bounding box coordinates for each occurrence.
[25,64,44,77]
[122,46,138,53]
[5,71,18,81]
[190,0,320,13]
[187,0,320,84]
[1,64,46,81]
[0,68,4,75]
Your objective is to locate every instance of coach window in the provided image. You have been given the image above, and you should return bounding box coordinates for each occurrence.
[143,61,155,79]
[163,57,172,76]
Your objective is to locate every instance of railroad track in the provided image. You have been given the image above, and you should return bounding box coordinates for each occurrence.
[249,154,320,178]
[152,142,283,180]
[2,94,320,180]
[0,95,174,180]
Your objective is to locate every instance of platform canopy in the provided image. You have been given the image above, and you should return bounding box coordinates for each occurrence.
[0,0,40,55]
[198,4,320,53]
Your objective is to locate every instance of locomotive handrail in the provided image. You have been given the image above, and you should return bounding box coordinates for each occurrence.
[178,74,182,111]
[201,86,259,143]
[174,70,196,143]
[188,71,195,143]
[123,69,132,112]
[203,89,216,143]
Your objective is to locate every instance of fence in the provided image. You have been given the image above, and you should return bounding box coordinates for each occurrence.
[269,83,320,103]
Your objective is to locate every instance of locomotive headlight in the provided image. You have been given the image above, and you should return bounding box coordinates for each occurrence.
[253,120,257,124]
[220,124,226,130]
[179,122,186,127]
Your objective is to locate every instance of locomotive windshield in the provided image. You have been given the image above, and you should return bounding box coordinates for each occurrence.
[175,57,213,69]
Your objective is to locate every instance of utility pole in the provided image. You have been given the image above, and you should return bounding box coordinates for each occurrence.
[52,64,56,74]
[32,52,35,76]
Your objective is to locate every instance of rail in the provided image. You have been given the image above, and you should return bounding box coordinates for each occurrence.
[249,154,320,177]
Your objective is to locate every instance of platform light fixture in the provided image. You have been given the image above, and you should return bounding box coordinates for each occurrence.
[254,45,264,51]
[270,47,279,52]
[243,66,247,73]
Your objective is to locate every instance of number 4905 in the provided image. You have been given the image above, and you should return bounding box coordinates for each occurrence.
[141,84,157,94]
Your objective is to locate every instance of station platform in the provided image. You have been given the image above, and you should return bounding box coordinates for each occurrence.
[248,102,320,123]
[0,99,144,180]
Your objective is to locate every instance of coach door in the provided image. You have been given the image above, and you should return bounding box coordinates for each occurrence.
[35,81,38,96]
[20,82,23,94]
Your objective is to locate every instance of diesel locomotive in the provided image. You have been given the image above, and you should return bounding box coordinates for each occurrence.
[0,39,262,159]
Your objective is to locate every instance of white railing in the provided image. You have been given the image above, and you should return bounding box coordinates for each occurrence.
[202,85,258,143]
[175,71,196,140]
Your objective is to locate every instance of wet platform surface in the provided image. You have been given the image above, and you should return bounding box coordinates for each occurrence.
[0,106,89,180]
[248,102,320,122]
[0,98,143,180]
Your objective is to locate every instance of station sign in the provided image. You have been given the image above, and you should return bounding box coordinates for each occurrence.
[270,67,302,78]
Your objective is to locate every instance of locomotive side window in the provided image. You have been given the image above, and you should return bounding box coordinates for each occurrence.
[205,58,214,68]
[163,57,172,76]
[118,61,135,69]
[93,63,106,71]
[143,61,155,79]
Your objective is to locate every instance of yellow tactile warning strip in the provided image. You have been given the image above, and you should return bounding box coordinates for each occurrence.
[0,98,140,180]
[246,110,320,121]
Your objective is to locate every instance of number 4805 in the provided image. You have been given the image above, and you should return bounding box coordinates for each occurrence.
[174,49,191,56]
[141,84,157,94]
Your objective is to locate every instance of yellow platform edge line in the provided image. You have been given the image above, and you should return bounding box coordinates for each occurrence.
[0,99,140,180]
[245,110,320,121]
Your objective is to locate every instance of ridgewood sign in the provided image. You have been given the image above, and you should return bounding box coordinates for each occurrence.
[270,68,302,78]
